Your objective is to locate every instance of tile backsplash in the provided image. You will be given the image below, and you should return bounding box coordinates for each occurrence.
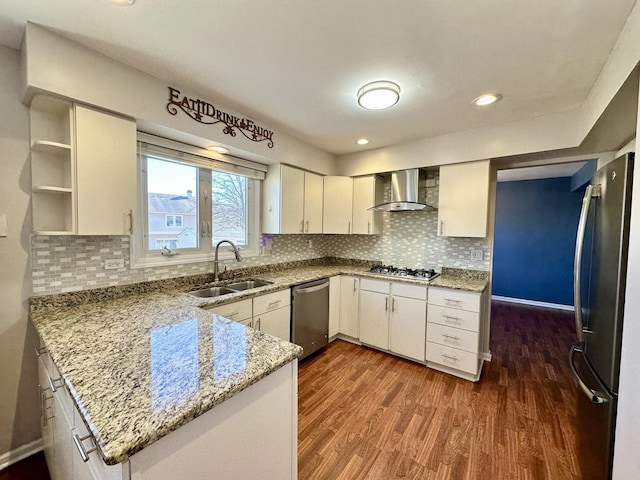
[31,172,490,295]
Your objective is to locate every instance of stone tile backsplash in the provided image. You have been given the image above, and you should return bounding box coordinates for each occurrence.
[31,172,490,295]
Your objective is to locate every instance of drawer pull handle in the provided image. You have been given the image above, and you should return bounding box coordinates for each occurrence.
[48,376,64,393]
[73,433,98,463]
[40,387,54,426]
[441,353,459,361]
[268,300,282,307]
[226,311,239,318]
[35,346,47,357]
[256,317,261,330]
[442,333,460,341]
[444,298,462,304]
[443,314,461,321]
[385,297,388,311]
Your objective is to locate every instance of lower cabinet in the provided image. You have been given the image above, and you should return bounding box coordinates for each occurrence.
[253,289,291,341]
[204,289,291,342]
[425,286,487,381]
[328,276,341,340]
[359,279,427,363]
[338,276,360,339]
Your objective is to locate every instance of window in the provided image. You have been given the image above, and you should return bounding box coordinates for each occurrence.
[165,215,184,228]
[132,136,265,268]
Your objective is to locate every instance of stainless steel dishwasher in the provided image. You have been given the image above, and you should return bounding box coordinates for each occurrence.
[291,278,330,360]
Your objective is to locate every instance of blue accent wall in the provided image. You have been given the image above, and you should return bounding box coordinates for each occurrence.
[492,177,586,306]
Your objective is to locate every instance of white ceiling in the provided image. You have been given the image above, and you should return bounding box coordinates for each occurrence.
[497,162,588,183]
[0,0,636,155]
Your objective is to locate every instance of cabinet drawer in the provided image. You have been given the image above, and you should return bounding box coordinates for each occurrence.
[253,289,290,315]
[426,342,479,375]
[428,287,480,312]
[360,278,390,294]
[206,298,252,322]
[427,304,480,332]
[392,282,427,300]
[427,323,479,353]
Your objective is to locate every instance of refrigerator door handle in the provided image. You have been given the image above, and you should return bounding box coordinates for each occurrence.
[569,345,612,404]
[573,184,600,343]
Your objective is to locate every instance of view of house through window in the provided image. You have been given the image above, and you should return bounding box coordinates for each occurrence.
[145,155,250,252]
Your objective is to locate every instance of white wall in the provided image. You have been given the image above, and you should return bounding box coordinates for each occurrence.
[22,23,337,176]
[0,44,40,463]
[612,77,640,480]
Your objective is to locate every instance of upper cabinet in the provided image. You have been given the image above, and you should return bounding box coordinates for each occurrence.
[74,105,137,236]
[437,160,490,238]
[262,164,323,234]
[30,97,136,235]
[323,176,353,234]
[352,175,383,235]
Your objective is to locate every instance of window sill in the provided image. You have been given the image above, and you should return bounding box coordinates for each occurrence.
[130,248,258,270]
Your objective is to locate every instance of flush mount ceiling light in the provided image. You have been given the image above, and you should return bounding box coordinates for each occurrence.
[106,0,135,5]
[356,138,369,145]
[357,81,401,110]
[473,93,502,106]
[208,146,229,154]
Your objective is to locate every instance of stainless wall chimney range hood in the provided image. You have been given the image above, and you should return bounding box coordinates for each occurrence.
[369,169,436,212]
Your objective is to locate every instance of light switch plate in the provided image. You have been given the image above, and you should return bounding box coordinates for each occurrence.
[470,249,483,261]
[0,214,7,237]
[105,258,125,270]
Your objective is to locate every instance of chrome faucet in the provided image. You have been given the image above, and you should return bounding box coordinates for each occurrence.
[214,239,243,281]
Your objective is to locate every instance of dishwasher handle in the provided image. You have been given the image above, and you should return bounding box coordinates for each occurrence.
[293,281,329,296]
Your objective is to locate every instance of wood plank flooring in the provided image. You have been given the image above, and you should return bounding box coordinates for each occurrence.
[0,452,50,480]
[298,301,593,480]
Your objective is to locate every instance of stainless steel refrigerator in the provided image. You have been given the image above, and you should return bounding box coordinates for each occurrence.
[570,152,634,479]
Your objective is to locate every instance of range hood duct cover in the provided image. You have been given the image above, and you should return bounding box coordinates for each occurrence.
[369,169,436,212]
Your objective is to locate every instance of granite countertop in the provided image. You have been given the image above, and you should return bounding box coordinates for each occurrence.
[31,293,302,465]
[30,261,488,466]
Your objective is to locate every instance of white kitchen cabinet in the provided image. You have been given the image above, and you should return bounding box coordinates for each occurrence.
[323,176,353,234]
[253,289,291,341]
[352,175,383,235]
[37,350,55,476]
[262,164,323,234]
[359,278,427,362]
[438,159,490,238]
[29,96,137,235]
[338,275,359,339]
[74,105,137,235]
[359,280,390,350]
[328,276,341,340]
[203,290,291,342]
[426,286,486,381]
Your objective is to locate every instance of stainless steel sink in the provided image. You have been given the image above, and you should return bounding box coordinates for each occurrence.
[189,286,236,298]
[226,279,273,291]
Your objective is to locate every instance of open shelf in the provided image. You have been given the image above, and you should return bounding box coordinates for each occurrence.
[33,185,73,194]
[31,140,72,154]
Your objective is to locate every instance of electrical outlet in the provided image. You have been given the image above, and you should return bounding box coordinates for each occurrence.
[308,239,313,248]
[105,258,125,270]
[470,249,483,261]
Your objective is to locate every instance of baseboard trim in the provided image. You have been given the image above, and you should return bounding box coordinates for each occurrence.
[0,438,43,471]
[492,295,574,311]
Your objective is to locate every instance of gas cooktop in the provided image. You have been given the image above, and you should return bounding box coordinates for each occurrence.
[368,264,439,281]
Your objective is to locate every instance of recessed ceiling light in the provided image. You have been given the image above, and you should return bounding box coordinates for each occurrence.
[356,138,369,145]
[357,81,401,110]
[208,146,229,154]
[473,93,502,106]
[106,0,135,5]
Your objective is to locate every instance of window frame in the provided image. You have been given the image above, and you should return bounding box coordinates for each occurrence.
[130,137,263,269]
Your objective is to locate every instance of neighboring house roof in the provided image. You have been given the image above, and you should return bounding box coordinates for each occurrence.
[148,192,197,214]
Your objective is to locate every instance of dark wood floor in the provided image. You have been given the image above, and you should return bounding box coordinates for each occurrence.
[4,302,593,480]
[0,452,49,480]
[298,301,591,480]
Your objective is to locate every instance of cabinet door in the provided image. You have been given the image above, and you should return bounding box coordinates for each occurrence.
[352,176,383,234]
[75,105,137,235]
[390,296,427,362]
[339,276,359,338]
[328,276,341,339]
[255,306,291,341]
[280,165,305,233]
[304,172,324,233]
[52,395,74,480]
[359,290,389,350]
[38,357,55,474]
[438,160,490,238]
[323,177,353,234]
